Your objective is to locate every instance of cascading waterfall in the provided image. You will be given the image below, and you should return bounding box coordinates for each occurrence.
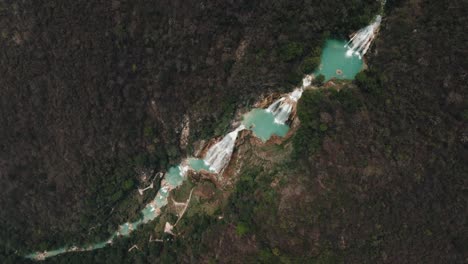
[345,15,382,59]
[203,125,245,173]
[266,75,311,124]
[24,5,387,256]
[266,97,293,124]
[179,163,190,178]
[24,71,317,262]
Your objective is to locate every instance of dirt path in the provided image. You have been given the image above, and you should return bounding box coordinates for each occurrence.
[174,188,195,227]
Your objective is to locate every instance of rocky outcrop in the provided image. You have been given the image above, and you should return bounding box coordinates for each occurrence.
[187,170,220,189]
[179,115,190,151]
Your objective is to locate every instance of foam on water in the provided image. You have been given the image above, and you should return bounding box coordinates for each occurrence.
[266,87,304,124]
[203,125,245,173]
[345,15,382,58]
[315,39,364,80]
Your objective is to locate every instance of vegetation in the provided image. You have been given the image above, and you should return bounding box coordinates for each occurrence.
[293,90,328,156]
[354,69,384,96]
[313,74,326,86]
[4,0,466,263]
[301,47,322,74]
[301,56,321,74]
[286,70,304,86]
[2,0,382,257]
[279,42,305,62]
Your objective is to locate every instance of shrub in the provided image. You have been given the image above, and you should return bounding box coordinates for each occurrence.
[224,59,235,73]
[301,56,321,74]
[293,90,327,157]
[461,109,468,121]
[319,123,328,132]
[286,70,303,86]
[313,74,326,86]
[110,190,123,203]
[235,222,250,236]
[143,125,154,138]
[279,42,304,62]
[122,179,134,191]
[354,69,383,95]
[330,88,363,112]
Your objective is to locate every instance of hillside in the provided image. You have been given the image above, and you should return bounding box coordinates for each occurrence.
[0,0,380,257]
[1,0,467,263]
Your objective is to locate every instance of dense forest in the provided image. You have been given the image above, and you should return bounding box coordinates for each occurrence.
[0,0,380,256]
[1,0,467,263]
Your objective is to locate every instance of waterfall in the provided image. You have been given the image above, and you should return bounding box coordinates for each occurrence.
[179,163,190,177]
[266,94,296,124]
[345,15,382,59]
[266,74,311,124]
[203,125,245,173]
[266,87,305,124]
[267,98,292,124]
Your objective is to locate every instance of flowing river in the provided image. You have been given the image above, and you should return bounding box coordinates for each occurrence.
[26,13,382,260]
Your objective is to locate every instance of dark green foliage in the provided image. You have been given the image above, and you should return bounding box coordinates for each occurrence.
[354,69,383,96]
[460,109,468,121]
[214,96,237,137]
[228,172,260,224]
[313,74,326,86]
[293,90,328,156]
[235,222,250,236]
[226,166,280,246]
[311,249,343,264]
[301,56,321,74]
[143,124,154,138]
[166,213,218,259]
[384,0,406,12]
[293,87,363,158]
[279,42,304,62]
[329,87,363,112]
[0,247,31,264]
[224,59,236,74]
[286,70,304,86]
[122,179,135,191]
[254,48,268,61]
[0,0,402,261]
[0,0,384,255]
[301,47,322,74]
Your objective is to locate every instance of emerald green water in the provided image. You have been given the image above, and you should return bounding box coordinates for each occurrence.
[315,39,363,81]
[119,223,131,236]
[242,109,289,142]
[165,166,184,187]
[188,158,213,172]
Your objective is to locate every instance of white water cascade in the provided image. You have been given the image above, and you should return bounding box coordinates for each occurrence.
[203,125,246,173]
[345,15,382,58]
[266,97,293,124]
[266,75,312,124]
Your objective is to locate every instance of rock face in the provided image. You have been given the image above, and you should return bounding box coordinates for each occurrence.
[179,115,190,151]
[187,170,220,188]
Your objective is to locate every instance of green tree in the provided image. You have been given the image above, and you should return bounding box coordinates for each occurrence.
[301,56,321,74]
[313,74,326,86]
[354,70,382,95]
[279,42,304,62]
